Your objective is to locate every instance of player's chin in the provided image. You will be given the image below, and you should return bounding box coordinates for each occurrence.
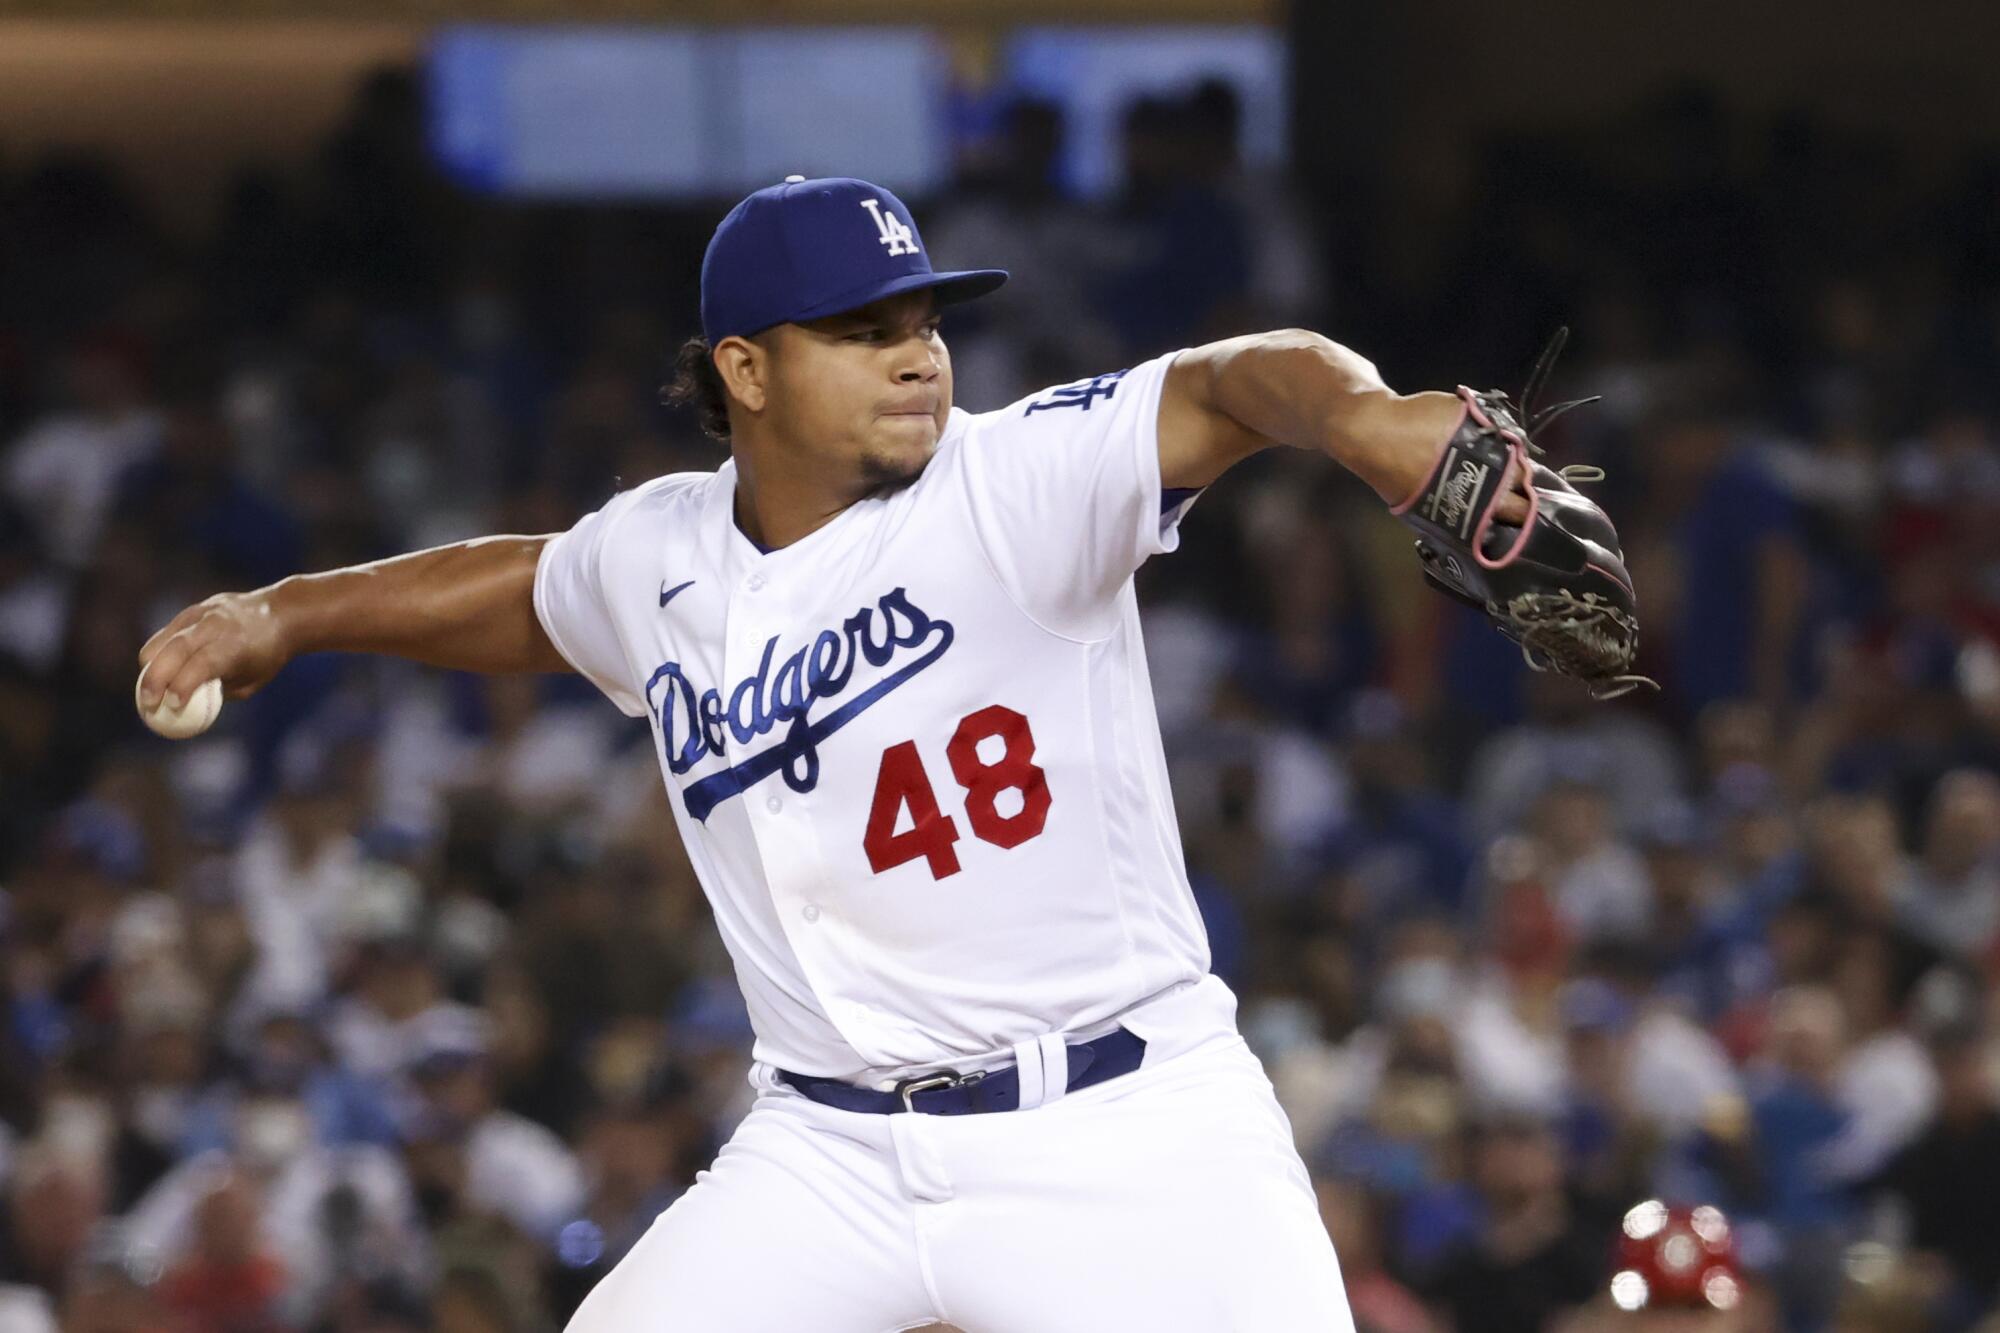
[860,422,937,487]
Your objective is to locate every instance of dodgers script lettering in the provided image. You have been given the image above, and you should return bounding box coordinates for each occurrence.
[643,588,955,822]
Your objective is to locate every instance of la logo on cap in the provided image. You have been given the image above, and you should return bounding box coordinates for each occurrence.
[859,198,919,257]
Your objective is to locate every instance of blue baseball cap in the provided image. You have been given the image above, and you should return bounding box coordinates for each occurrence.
[700,175,1008,344]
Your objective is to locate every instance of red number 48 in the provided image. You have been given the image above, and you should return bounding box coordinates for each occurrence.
[862,705,1051,880]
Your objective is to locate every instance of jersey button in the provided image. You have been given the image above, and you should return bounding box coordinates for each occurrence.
[765,795,783,813]
[746,573,766,592]
[801,904,821,923]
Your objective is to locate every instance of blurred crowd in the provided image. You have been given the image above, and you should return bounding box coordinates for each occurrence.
[1,59,1998,1333]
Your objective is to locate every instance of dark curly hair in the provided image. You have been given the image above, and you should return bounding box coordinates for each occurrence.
[661,336,732,442]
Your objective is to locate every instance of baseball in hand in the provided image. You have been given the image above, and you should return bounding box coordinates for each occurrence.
[135,669,223,739]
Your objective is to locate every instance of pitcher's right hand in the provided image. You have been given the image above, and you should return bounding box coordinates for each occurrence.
[137,590,291,712]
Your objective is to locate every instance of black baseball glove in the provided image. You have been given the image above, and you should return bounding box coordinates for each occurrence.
[1392,329,1656,700]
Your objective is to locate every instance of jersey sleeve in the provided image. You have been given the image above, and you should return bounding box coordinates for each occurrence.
[958,348,1196,640]
[532,491,650,719]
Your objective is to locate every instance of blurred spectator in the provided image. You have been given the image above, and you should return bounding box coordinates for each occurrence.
[0,1139,111,1324]
[1181,77,1327,333]
[1231,504,1383,739]
[1535,779,1653,944]
[398,1007,584,1247]
[1646,408,1809,721]
[1738,985,1854,1331]
[1,339,160,570]
[1418,1112,1605,1333]
[1799,794,1914,930]
[0,498,66,676]
[1464,673,1684,842]
[1309,690,1478,925]
[1090,92,1253,356]
[1315,1176,1437,1333]
[1872,1024,2000,1326]
[327,940,461,1083]
[1559,975,1675,1216]
[1636,803,1764,1022]
[1299,940,1470,1197]
[1896,771,2000,964]
[109,984,207,1209]
[545,1074,697,1321]
[155,1169,287,1331]
[110,391,302,591]
[182,1009,400,1158]
[124,1092,426,1325]
[1567,952,1743,1150]
[1823,928,1940,1185]
[927,97,1125,407]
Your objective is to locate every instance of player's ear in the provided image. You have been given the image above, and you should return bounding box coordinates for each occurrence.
[712,334,767,414]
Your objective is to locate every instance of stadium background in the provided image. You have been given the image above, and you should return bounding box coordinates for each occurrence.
[2,1,1999,1330]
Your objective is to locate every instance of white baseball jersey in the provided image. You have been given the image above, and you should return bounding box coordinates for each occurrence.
[533,349,1209,1086]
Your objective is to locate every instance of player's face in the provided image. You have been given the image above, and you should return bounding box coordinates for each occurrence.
[769,290,952,492]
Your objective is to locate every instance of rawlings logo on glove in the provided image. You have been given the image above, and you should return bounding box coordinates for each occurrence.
[1392,329,1658,701]
[1425,456,1490,538]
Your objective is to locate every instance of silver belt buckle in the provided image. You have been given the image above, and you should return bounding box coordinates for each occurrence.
[893,1068,983,1113]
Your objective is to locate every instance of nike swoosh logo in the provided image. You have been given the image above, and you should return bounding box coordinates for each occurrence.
[659,579,696,608]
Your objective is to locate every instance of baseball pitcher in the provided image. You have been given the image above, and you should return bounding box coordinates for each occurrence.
[138,176,1643,1330]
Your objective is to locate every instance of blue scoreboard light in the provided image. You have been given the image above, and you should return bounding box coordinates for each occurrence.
[427,26,950,200]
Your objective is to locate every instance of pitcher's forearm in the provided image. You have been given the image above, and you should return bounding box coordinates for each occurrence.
[270,535,568,674]
[1201,331,1466,504]
[1192,330,1536,520]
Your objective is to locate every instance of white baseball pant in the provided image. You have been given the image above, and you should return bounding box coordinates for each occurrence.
[565,977,1354,1332]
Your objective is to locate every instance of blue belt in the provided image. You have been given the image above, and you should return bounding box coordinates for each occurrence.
[778,1028,1148,1115]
